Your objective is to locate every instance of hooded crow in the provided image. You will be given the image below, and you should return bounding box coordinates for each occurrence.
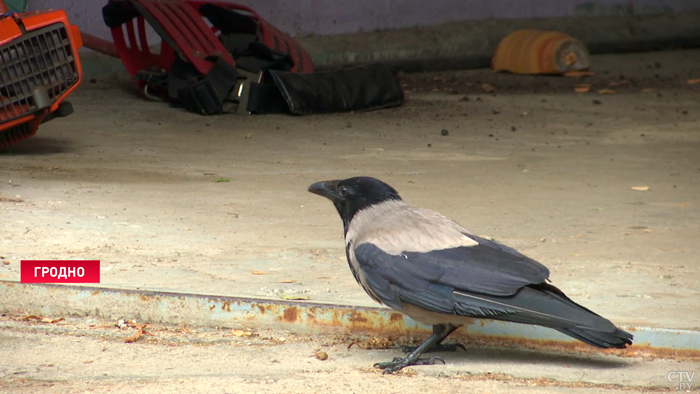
[308,176,633,373]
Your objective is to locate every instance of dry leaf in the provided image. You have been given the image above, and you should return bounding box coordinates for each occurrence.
[243,133,253,139]
[231,329,253,337]
[22,315,63,324]
[348,336,395,350]
[125,332,142,343]
[609,80,628,87]
[276,279,297,283]
[563,70,595,77]
[125,323,151,343]
[631,186,650,191]
[598,89,616,94]
[251,270,266,275]
[280,294,310,300]
[313,351,328,361]
[642,88,654,93]
[574,84,591,93]
[687,78,700,85]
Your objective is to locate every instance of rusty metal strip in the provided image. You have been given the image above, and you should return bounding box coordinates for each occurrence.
[1,281,698,358]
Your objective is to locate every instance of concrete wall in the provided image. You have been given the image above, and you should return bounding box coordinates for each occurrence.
[30,0,700,39]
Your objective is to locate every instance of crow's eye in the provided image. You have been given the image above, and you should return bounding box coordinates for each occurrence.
[338,186,348,197]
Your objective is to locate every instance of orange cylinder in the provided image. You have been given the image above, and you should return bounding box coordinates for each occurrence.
[491,29,590,74]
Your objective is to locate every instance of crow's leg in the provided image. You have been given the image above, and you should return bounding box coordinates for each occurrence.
[374,324,461,374]
[399,324,464,353]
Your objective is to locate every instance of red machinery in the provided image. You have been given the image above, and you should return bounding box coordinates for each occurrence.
[0,4,83,148]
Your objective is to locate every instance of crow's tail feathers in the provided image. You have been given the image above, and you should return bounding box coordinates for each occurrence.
[528,282,633,348]
[454,282,633,349]
[554,326,632,349]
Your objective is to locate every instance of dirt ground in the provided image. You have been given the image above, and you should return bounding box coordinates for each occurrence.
[1,49,699,392]
[1,315,698,394]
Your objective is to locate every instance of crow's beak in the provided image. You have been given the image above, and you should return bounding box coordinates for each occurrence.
[308,180,339,201]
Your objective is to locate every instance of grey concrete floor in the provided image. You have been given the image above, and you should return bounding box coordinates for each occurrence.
[1,49,699,392]
[1,316,697,393]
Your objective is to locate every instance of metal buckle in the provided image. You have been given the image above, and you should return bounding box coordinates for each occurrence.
[229,69,262,115]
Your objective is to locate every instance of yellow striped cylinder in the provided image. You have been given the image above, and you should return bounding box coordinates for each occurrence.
[491,29,590,74]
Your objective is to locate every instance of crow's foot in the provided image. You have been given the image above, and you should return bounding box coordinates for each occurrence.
[400,342,466,354]
[373,355,445,374]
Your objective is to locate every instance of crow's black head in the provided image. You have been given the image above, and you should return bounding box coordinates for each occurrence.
[308,176,402,231]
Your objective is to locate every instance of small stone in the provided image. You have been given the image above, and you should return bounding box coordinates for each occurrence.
[427,143,432,147]
[441,129,449,136]
[592,99,602,105]
[511,126,517,132]
[481,83,496,93]
[314,351,329,361]
[460,95,470,102]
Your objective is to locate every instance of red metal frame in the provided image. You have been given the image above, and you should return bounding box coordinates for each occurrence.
[108,0,313,86]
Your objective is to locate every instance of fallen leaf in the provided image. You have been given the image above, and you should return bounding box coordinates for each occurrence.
[631,186,650,191]
[641,88,654,93]
[609,80,628,87]
[125,323,151,343]
[280,294,310,300]
[83,360,94,364]
[276,279,297,283]
[598,89,616,94]
[213,177,229,183]
[251,270,266,275]
[2,260,9,265]
[243,133,253,139]
[563,70,595,77]
[348,336,395,350]
[313,351,328,361]
[21,315,64,323]
[687,78,700,85]
[231,329,253,337]
[574,84,591,93]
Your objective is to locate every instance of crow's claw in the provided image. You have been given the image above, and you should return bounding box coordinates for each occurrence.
[400,342,467,354]
[373,355,445,374]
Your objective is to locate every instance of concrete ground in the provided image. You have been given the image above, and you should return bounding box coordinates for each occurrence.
[1,49,700,392]
[1,315,698,393]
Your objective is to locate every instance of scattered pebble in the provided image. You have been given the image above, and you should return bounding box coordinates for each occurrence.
[481,83,496,93]
[313,351,329,361]
[592,99,602,105]
[441,129,449,136]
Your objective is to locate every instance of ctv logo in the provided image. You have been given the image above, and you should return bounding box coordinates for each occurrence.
[668,371,695,391]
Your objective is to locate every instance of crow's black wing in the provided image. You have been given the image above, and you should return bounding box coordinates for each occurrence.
[355,234,549,298]
[353,240,632,348]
